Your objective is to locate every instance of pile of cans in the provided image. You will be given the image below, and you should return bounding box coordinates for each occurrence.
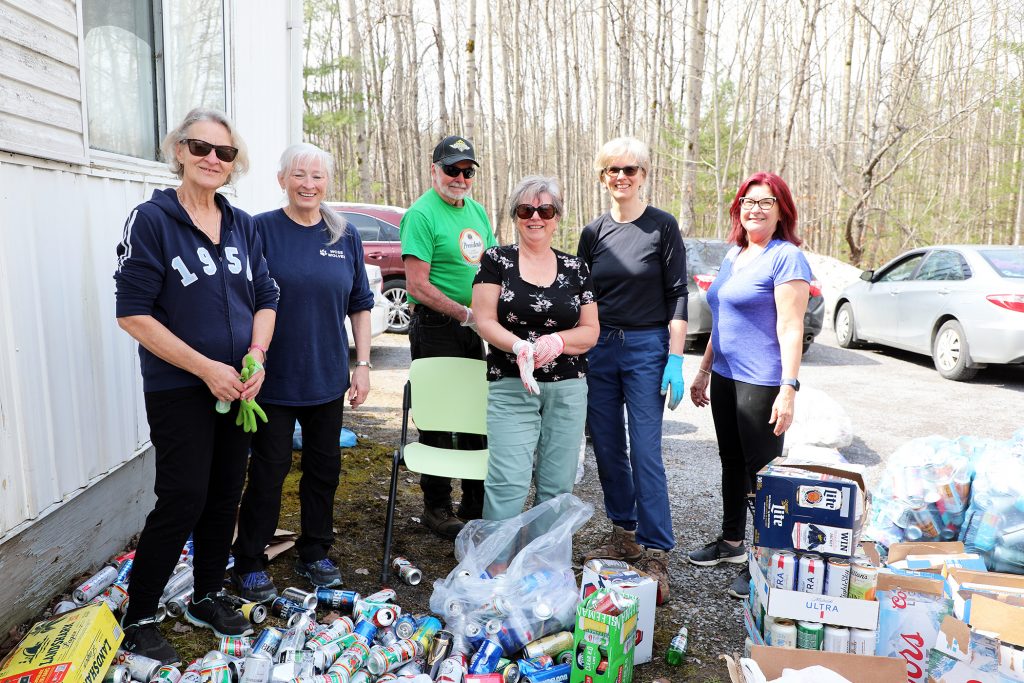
[751,547,881,655]
[959,437,1024,574]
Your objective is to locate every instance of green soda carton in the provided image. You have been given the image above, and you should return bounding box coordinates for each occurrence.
[570,588,639,683]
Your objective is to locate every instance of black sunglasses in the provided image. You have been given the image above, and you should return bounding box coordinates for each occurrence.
[439,163,477,179]
[514,204,558,220]
[605,165,640,177]
[182,138,239,162]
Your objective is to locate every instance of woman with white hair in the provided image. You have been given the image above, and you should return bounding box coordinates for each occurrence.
[115,108,279,663]
[231,142,374,601]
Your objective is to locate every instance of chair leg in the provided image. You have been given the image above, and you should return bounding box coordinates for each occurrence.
[380,446,402,585]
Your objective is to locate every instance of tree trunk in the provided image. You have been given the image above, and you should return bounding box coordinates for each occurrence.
[680,0,708,236]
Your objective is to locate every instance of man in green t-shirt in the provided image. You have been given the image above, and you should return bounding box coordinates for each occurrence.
[400,134,497,539]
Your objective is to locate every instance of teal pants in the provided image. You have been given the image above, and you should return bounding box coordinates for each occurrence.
[483,377,588,520]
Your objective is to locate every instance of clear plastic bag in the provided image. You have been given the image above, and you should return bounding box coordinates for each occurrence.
[429,493,593,655]
[784,387,854,451]
[959,438,1024,573]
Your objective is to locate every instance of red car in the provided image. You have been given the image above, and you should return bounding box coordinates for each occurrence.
[328,202,409,333]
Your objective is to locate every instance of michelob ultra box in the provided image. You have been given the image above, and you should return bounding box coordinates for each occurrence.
[0,603,123,683]
[754,459,866,556]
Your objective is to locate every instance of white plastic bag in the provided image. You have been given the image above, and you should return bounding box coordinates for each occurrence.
[784,387,853,451]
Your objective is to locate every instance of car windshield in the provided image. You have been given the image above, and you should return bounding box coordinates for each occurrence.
[978,249,1024,278]
[686,240,732,275]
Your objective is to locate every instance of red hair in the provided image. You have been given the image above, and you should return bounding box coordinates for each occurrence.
[726,172,801,247]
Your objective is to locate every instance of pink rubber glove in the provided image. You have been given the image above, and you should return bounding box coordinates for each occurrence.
[512,340,540,395]
[533,333,564,368]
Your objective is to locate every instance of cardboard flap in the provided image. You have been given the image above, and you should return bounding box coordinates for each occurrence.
[886,541,965,563]
[772,457,867,490]
[749,645,906,682]
[948,568,1024,592]
[969,595,1024,647]
[936,615,972,659]
[876,570,945,596]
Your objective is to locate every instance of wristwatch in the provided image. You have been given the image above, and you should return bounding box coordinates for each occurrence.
[353,360,373,369]
[780,378,800,391]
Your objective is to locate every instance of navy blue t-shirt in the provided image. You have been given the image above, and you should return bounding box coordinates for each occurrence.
[256,209,375,405]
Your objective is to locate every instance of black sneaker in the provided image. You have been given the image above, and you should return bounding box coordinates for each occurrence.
[230,568,278,602]
[294,557,343,588]
[728,567,752,599]
[121,619,180,666]
[687,536,747,566]
[185,592,254,637]
[421,506,464,540]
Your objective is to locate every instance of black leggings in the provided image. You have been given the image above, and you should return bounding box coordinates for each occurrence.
[709,373,784,542]
[124,386,251,624]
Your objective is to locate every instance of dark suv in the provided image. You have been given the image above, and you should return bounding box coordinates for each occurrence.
[328,202,409,333]
[683,238,824,353]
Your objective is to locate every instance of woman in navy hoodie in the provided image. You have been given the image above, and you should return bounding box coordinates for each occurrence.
[114,108,279,664]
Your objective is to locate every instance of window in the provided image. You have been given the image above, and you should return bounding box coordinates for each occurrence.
[341,213,381,242]
[377,221,400,242]
[83,0,226,160]
[916,251,968,281]
[878,254,924,283]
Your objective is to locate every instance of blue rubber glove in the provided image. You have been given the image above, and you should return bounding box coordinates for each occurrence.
[660,353,685,410]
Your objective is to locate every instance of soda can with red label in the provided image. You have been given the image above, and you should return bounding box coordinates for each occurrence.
[150,665,181,683]
[769,550,797,591]
[798,553,825,594]
[219,636,251,658]
[391,557,423,586]
[74,564,119,605]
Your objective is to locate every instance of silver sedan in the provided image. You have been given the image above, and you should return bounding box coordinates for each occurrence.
[834,245,1024,381]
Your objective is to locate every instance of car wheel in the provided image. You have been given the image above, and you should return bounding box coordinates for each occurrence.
[932,320,978,381]
[382,279,410,334]
[834,302,858,348]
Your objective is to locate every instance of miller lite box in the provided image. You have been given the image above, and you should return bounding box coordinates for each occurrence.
[0,603,123,683]
[754,459,866,557]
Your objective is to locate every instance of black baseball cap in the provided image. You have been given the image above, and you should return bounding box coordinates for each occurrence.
[432,135,479,166]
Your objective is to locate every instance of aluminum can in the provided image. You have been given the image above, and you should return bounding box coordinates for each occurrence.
[160,566,194,603]
[427,630,454,677]
[445,598,468,618]
[484,619,502,636]
[287,611,316,631]
[498,661,520,683]
[177,661,202,683]
[824,557,852,598]
[330,641,371,677]
[797,553,825,595]
[104,665,131,683]
[348,673,372,683]
[252,627,283,659]
[371,606,397,628]
[352,619,378,644]
[589,591,627,616]
[149,666,180,683]
[164,589,192,619]
[823,625,850,653]
[116,559,135,586]
[465,622,487,650]
[517,655,553,674]
[315,589,360,612]
[465,675,503,683]
[306,617,355,650]
[393,613,416,640]
[848,627,877,655]
[848,559,878,601]
[523,632,574,660]
[238,652,272,683]
[200,652,231,683]
[394,658,424,676]
[312,633,359,671]
[53,600,78,615]
[281,587,318,610]
[556,651,572,666]
[468,639,503,675]
[366,639,421,675]
[239,602,267,625]
[796,621,824,650]
[410,616,441,653]
[531,603,553,622]
[520,662,570,682]
[114,649,162,682]
[363,588,397,603]
[391,557,423,586]
[270,597,307,621]
[219,636,251,658]
[95,584,131,615]
[74,564,119,604]
[435,653,468,683]
[765,619,797,649]
[768,551,797,591]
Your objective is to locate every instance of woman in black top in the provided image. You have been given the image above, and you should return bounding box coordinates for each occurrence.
[577,137,688,605]
[472,175,599,520]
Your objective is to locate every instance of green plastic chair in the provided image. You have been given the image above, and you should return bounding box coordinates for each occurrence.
[381,356,489,582]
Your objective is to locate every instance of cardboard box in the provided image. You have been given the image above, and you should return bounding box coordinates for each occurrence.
[580,560,658,665]
[749,550,880,629]
[875,571,952,683]
[724,645,907,683]
[754,460,866,556]
[945,569,1024,622]
[570,589,638,683]
[886,542,987,574]
[929,599,1024,683]
[0,604,123,683]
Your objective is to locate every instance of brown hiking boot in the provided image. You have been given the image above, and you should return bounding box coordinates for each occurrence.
[421,505,464,540]
[581,524,643,564]
[635,547,670,605]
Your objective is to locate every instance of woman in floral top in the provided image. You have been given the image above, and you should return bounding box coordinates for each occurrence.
[472,175,599,520]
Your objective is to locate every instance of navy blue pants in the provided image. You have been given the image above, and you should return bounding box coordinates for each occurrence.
[586,326,675,551]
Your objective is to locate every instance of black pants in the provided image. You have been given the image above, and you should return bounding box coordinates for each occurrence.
[409,306,486,516]
[709,373,784,542]
[233,398,344,573]
[124,386,251,624]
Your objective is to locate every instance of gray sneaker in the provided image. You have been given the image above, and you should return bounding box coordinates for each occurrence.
[294,557,343,588]
[687,536,746,566]
[728,567,751,599]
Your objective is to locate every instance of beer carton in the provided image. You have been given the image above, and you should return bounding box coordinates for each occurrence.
[753,459,866,557]
[875,571,951,683]
[580,560,657,665]
[724,646,907,683]
[570,589,638,683]
[928,599,1024,683]
[0,603,123,683]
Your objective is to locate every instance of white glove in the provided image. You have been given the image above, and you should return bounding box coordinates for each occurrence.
[512,340,540,395]
[533,333,564,368]
[460,305,478,333]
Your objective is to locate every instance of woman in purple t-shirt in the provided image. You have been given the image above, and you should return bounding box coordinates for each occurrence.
[685,172,812,600]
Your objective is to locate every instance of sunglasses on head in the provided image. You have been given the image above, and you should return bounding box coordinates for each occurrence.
[604,165,640,177]
[514,204,558,220]
[439,163,477,179]
[182,138,239,162]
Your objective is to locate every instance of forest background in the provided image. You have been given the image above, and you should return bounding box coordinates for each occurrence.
[302,0,1024,267]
